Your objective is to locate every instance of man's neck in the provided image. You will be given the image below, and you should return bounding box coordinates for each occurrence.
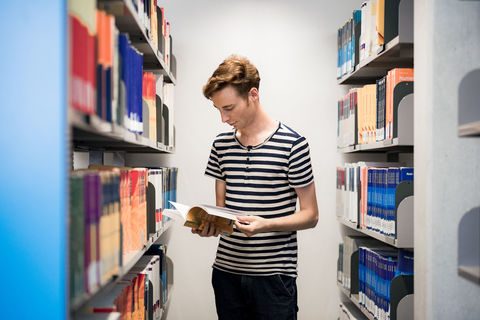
[236,105,278,146]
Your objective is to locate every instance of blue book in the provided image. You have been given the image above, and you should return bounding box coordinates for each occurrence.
[341,26,345,76]
[337,28,342,78]
[106,67,112,122]
[359,247,364,305]
[387,168,398,236]
[400,167,414,182]
[372,169,377,231]
[382,168,388,235]
[367,169,373,230]
[393,168,400,237]
[136,50,144,134]
[395,249,414,276]
[96,65,103,119]
[119,34,132,132]
[377,169,382,234]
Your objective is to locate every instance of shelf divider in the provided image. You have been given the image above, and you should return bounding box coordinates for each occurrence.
[458,206,480,285]
[458,68,480,137]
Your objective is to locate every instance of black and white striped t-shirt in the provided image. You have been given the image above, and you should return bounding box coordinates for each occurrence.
[204,122,314,277]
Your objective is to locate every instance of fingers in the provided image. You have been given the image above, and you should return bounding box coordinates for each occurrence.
[191,222,221,237]
[234,221,254,237]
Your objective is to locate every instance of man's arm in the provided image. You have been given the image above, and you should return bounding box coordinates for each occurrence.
[191,179,226,237]
[215,179,226,207]
[235,181,319,237]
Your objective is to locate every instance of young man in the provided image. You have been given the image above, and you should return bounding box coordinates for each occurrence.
[195,55,318,320]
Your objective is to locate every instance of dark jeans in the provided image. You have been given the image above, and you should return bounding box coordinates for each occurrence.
[212,268,298,320]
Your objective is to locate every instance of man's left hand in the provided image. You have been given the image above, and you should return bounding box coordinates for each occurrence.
[234,215,270,237]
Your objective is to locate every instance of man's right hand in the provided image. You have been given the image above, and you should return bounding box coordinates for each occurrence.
[191,221,222,237]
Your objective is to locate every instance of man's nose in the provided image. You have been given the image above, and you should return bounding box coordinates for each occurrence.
[220,111,229,123]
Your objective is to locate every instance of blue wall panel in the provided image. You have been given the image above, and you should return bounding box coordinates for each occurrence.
[0,1,66,319]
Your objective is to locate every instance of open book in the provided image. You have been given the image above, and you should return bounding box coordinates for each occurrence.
[164,201,247,235]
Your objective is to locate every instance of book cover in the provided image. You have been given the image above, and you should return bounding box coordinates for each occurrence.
[166,201,248,235]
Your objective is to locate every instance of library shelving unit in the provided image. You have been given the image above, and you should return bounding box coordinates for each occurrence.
[336,0,414,319]
[68,0,177,319]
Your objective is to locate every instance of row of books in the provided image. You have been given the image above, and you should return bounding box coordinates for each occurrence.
[337,0,402,78]
[82,246,169,320]
[141,72,176,147]
[337,68,414,148]
[115,245,169,320]
[69,1,175,146]
[337,236,414,320]
[339,236,382,291]
[132,0,173,70]
[69,166,177,301]
[336,162,413,237]
[358,246,413,320]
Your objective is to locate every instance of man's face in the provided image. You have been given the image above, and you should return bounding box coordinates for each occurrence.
[211,85,254,130]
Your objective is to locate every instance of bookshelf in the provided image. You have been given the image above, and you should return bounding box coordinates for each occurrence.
[67,0,177,319]
[335,0,414,319]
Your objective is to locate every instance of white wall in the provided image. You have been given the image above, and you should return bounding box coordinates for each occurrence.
[129,1,363,318]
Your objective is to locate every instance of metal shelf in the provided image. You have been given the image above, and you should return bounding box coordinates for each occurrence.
[337,281,351,298]
[337,36,413,85]
[338,218,408,248]
[99,0,176,84]
[70,109,173,153]
[337,138,413,154]
[70,221,173,315]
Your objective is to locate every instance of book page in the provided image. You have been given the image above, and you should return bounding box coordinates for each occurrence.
[197,204,247,221]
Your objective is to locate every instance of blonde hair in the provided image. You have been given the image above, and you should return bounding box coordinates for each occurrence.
[203,55,260,99]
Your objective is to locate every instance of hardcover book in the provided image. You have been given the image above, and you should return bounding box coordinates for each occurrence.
[165,201,248,235]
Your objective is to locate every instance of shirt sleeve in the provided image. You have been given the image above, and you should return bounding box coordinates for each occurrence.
[288,136,314,188]
[204,141,225,181]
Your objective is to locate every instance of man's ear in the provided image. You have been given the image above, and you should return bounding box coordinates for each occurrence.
[249,87,259,103]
